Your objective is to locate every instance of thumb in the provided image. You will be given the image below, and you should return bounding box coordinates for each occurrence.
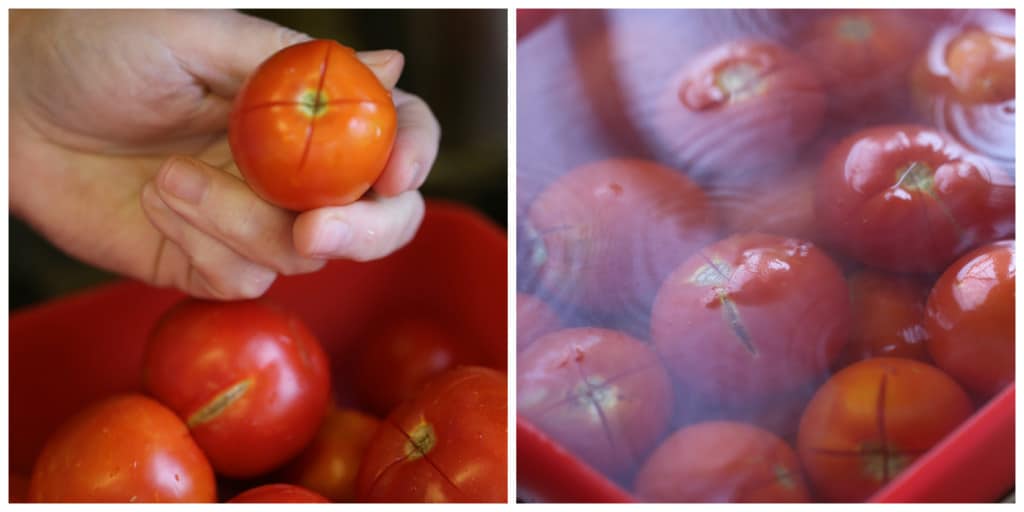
[356,50,406,91]
[164,10,312,98]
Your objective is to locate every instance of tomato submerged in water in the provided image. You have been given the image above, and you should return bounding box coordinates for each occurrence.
[143,299,331,478]
[29,394,216,503]
[229,39,397,210]
[524,158,717,335]
[518,327,673,479]
[797,358,974,502]
[814,125,1014,273]
[839,270,932,366]
[925,240,1015,400]
[634,421,811,503]
[357,366,507,502]
[651,233,849,405]
[647,39,825,179]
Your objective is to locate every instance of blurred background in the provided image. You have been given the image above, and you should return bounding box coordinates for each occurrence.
[10,9,508,310]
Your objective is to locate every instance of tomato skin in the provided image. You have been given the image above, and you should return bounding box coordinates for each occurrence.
[281,407,381,502]
[838,270,932,366]
[634,421,810,503]
[29,394,216,503]
[651,233,849,405]
[925,240,1015,400]
[229,39,397,211]
[518,327,673,479]
[228,484,329,503]
[912,20,1015,106]
[797,10,923,119]
[143,299,331,478]
[356,366,507,502]
[350,316,478,416]
[797,357,974,502]
[814,124,1014,273]
[647,40,825,178]
[516,292,562,352]
[524,158,718,333]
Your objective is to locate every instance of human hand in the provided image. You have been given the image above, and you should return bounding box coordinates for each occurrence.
[10,9,440,299]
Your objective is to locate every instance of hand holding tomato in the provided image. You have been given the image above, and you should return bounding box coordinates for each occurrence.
[9,11,439,301]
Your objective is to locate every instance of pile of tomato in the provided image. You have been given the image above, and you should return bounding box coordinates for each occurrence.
[517,9,1014,502]
[26,298,508,503]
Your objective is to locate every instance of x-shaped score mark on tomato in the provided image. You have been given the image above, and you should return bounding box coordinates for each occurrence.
[805,374,927,483]
[688,253,758,357]
[891,160,965,239]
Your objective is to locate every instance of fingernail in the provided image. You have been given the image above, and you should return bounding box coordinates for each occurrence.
[359,50,396,66]
[309,218,352,256]
[160,158,208,205]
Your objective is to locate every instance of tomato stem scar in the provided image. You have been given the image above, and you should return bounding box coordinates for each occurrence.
[187,377,253,428]
[403,420,436,460]
[893,161,965,238]
[838,16,874,41]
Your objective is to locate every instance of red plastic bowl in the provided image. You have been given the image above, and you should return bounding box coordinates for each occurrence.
[9,201,507,502]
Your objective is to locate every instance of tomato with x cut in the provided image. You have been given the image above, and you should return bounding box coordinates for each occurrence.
[355,366,506,502]
[814,125,1014,273]
[229,39,397,210]
[651,233,849,406]
[517,327,673,480]
[797,357,973,501]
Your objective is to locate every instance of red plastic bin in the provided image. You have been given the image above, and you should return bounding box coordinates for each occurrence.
[9,200,508,501]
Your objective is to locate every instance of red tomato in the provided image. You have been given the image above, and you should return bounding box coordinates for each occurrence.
[797,357,974,502]
[29,394,216,503]
[281,407,381,502]
[647,40,825,179]
[814,125,1014,273]
[518,327,673,479]
[356,366,507,502]
[349,316,478,416]
[516,292,562,352]
[524,159,718,335]
[651,233,849,405]
[634,421,810,502]
[838,270,932,366]
[229,39,397,210]
[797,10,923,119]
[229,484,329,503]
[143,299,331,478]
[925,240,1015,400]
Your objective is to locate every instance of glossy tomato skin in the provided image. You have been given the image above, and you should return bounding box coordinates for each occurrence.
[229,39,397,211]
[634,421,810,503]
[925,240,1015,400]
[838,270,932,366]
[814,125,1014,273]
[646,40,825,179]
[356,366,507,502]
[281,407,381,502]
[29,394,216,503]
[229,484,329,503]
[143,299,331,478]
[797,10,923,120]
[516,292,563,353]
[524,159,718,335]
[797,357,974,502]
[518,327,673,479]
[349,316,478,416]
[651,233,849,405]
